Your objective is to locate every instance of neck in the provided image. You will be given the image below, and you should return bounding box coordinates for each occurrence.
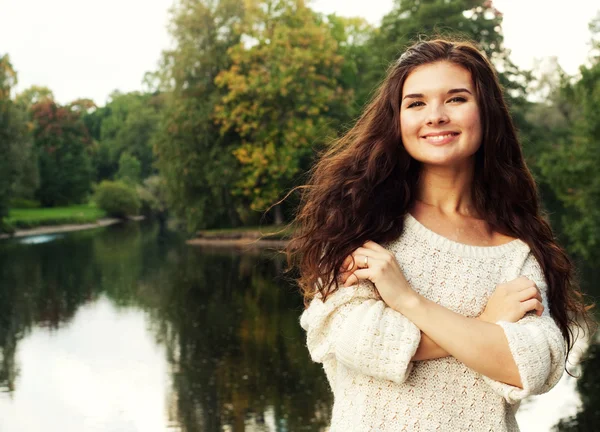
[415,162,477,217]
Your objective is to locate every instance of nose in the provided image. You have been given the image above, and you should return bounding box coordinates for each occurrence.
[426,104,449,125]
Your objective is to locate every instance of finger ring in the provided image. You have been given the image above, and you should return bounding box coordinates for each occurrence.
[364,256,368,268]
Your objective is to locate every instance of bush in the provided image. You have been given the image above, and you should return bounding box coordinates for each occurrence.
[93,181,140,219]
[9,198,41,209]
[0,219,15,234]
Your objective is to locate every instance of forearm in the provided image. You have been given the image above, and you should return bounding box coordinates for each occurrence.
[412,332,450,361]
[396,294,522,388]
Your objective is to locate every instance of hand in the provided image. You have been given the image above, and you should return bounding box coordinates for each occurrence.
[479,276,544,323]
[339,241,415,310]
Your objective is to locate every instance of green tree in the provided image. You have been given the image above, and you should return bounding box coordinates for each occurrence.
[325,14,375,118]
[116,152,142,185]
[153,0,248,232]
[357,0,519,107]
[214,0,352,223]
[0,54,30,227]
[538,55,600,262]
[14,85,54,111]
[31,100,93,206]
[84,91,161,182]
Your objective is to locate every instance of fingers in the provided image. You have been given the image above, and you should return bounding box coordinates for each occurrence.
[341,254,370,272]
[361,240,387,253]
[512,276,535,290]
[342,269,370,287]
[521,298,545,316]
[342,255,352,270]
[517,286,541,302]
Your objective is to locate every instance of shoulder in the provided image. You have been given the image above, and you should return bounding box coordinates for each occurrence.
[520,251,548,290]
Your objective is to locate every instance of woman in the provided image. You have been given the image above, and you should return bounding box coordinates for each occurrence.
[287,39,591,431]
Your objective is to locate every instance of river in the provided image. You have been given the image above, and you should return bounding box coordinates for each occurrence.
[0,222,597,431]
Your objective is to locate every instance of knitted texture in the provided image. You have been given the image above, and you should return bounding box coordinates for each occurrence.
[300,213,566,431]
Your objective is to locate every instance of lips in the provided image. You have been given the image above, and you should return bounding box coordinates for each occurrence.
[421,132,460,145]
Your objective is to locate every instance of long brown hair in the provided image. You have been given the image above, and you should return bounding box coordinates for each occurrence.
[285,38,593,359]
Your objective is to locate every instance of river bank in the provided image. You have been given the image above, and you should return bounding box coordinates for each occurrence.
[186,229,289,249]
[0,216,147,240]
[0,218,121,239]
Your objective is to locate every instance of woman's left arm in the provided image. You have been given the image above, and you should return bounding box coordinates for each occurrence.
[478,254,566,404]
[344,242,565,399]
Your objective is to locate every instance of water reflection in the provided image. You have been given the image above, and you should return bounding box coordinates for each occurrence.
[0,222,597,431]
[18,234,62,245]
[0,223,330,431]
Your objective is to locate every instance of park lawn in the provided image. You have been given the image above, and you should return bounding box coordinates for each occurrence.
[7,205,107,229]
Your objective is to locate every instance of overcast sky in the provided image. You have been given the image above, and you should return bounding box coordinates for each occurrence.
[1,0,598,106]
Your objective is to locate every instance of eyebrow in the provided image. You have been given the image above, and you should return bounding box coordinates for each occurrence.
[402,88,473,101]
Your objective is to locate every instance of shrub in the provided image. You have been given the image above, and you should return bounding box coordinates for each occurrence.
[93,181,140,219]
[0,219,15,234]
[9,198,41,209]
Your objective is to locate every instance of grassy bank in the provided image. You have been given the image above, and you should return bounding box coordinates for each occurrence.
[7,205,107,230]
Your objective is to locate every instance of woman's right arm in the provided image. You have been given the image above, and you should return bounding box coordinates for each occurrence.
[300,282,422,384]
[413,333,450,360]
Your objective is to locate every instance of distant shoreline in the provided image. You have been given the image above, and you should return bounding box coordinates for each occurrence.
[0,218,130,240]
[186,237,288,249]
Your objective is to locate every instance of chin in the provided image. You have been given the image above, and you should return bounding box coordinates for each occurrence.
[414,153,473,168]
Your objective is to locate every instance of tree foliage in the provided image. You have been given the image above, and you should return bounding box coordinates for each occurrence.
[117,152,142,185]
[153,0,247,231]
[84,91,162,182]
[14,85,54,111]
[538,55,600,261]
[31,100,93,206]
[93,180,140,218]
[0,54,30,225]
[214,0,352,214]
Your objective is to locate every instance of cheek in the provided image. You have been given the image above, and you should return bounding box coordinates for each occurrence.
[400,112,419,142]
[461,107,482,139]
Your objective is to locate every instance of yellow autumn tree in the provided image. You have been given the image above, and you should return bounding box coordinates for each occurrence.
[214,0,352,223]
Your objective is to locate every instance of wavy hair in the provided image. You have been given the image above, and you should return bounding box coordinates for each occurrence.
[285,38,593,360]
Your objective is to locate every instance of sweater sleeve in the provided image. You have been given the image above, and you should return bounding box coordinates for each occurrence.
[482,253,566,404]
[300,281,422,385]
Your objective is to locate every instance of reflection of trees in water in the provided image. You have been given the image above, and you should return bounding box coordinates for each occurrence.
[141,245,332,431]
[551,259,600,431]
[0,223,152,393]
[0,224,332,430]
[2,221,600,431]
[555,340,600,431]
[0,230,98,391]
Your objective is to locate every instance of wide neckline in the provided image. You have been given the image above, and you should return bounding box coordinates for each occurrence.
[404,212,528,258]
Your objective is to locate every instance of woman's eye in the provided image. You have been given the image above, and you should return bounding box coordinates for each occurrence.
[448,96,467,103]
[407,101,425,108]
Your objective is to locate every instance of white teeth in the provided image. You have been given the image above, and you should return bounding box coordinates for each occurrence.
[425,133,456,142]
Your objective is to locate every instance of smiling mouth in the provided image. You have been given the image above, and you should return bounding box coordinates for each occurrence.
[421,132,460,144]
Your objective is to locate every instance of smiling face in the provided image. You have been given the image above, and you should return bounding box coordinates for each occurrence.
[400,61,482,168]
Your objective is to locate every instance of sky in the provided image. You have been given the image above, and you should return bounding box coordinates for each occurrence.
[1,0,598,106]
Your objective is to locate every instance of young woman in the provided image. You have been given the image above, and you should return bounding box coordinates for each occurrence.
[287,39,590,431]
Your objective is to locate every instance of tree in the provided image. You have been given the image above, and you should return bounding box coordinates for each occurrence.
[214,0,353,223]
[0,54,30,226]
[116,152,142,185]
[14,85,54,111]
[153,0,248,232]
[357,0,518,107]
[31,100,93,206]
[325,14,375,118]
[83,91,161,182]
[537,55,600,262]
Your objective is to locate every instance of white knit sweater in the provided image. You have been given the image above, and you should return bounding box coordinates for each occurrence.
[300,213,566,431]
